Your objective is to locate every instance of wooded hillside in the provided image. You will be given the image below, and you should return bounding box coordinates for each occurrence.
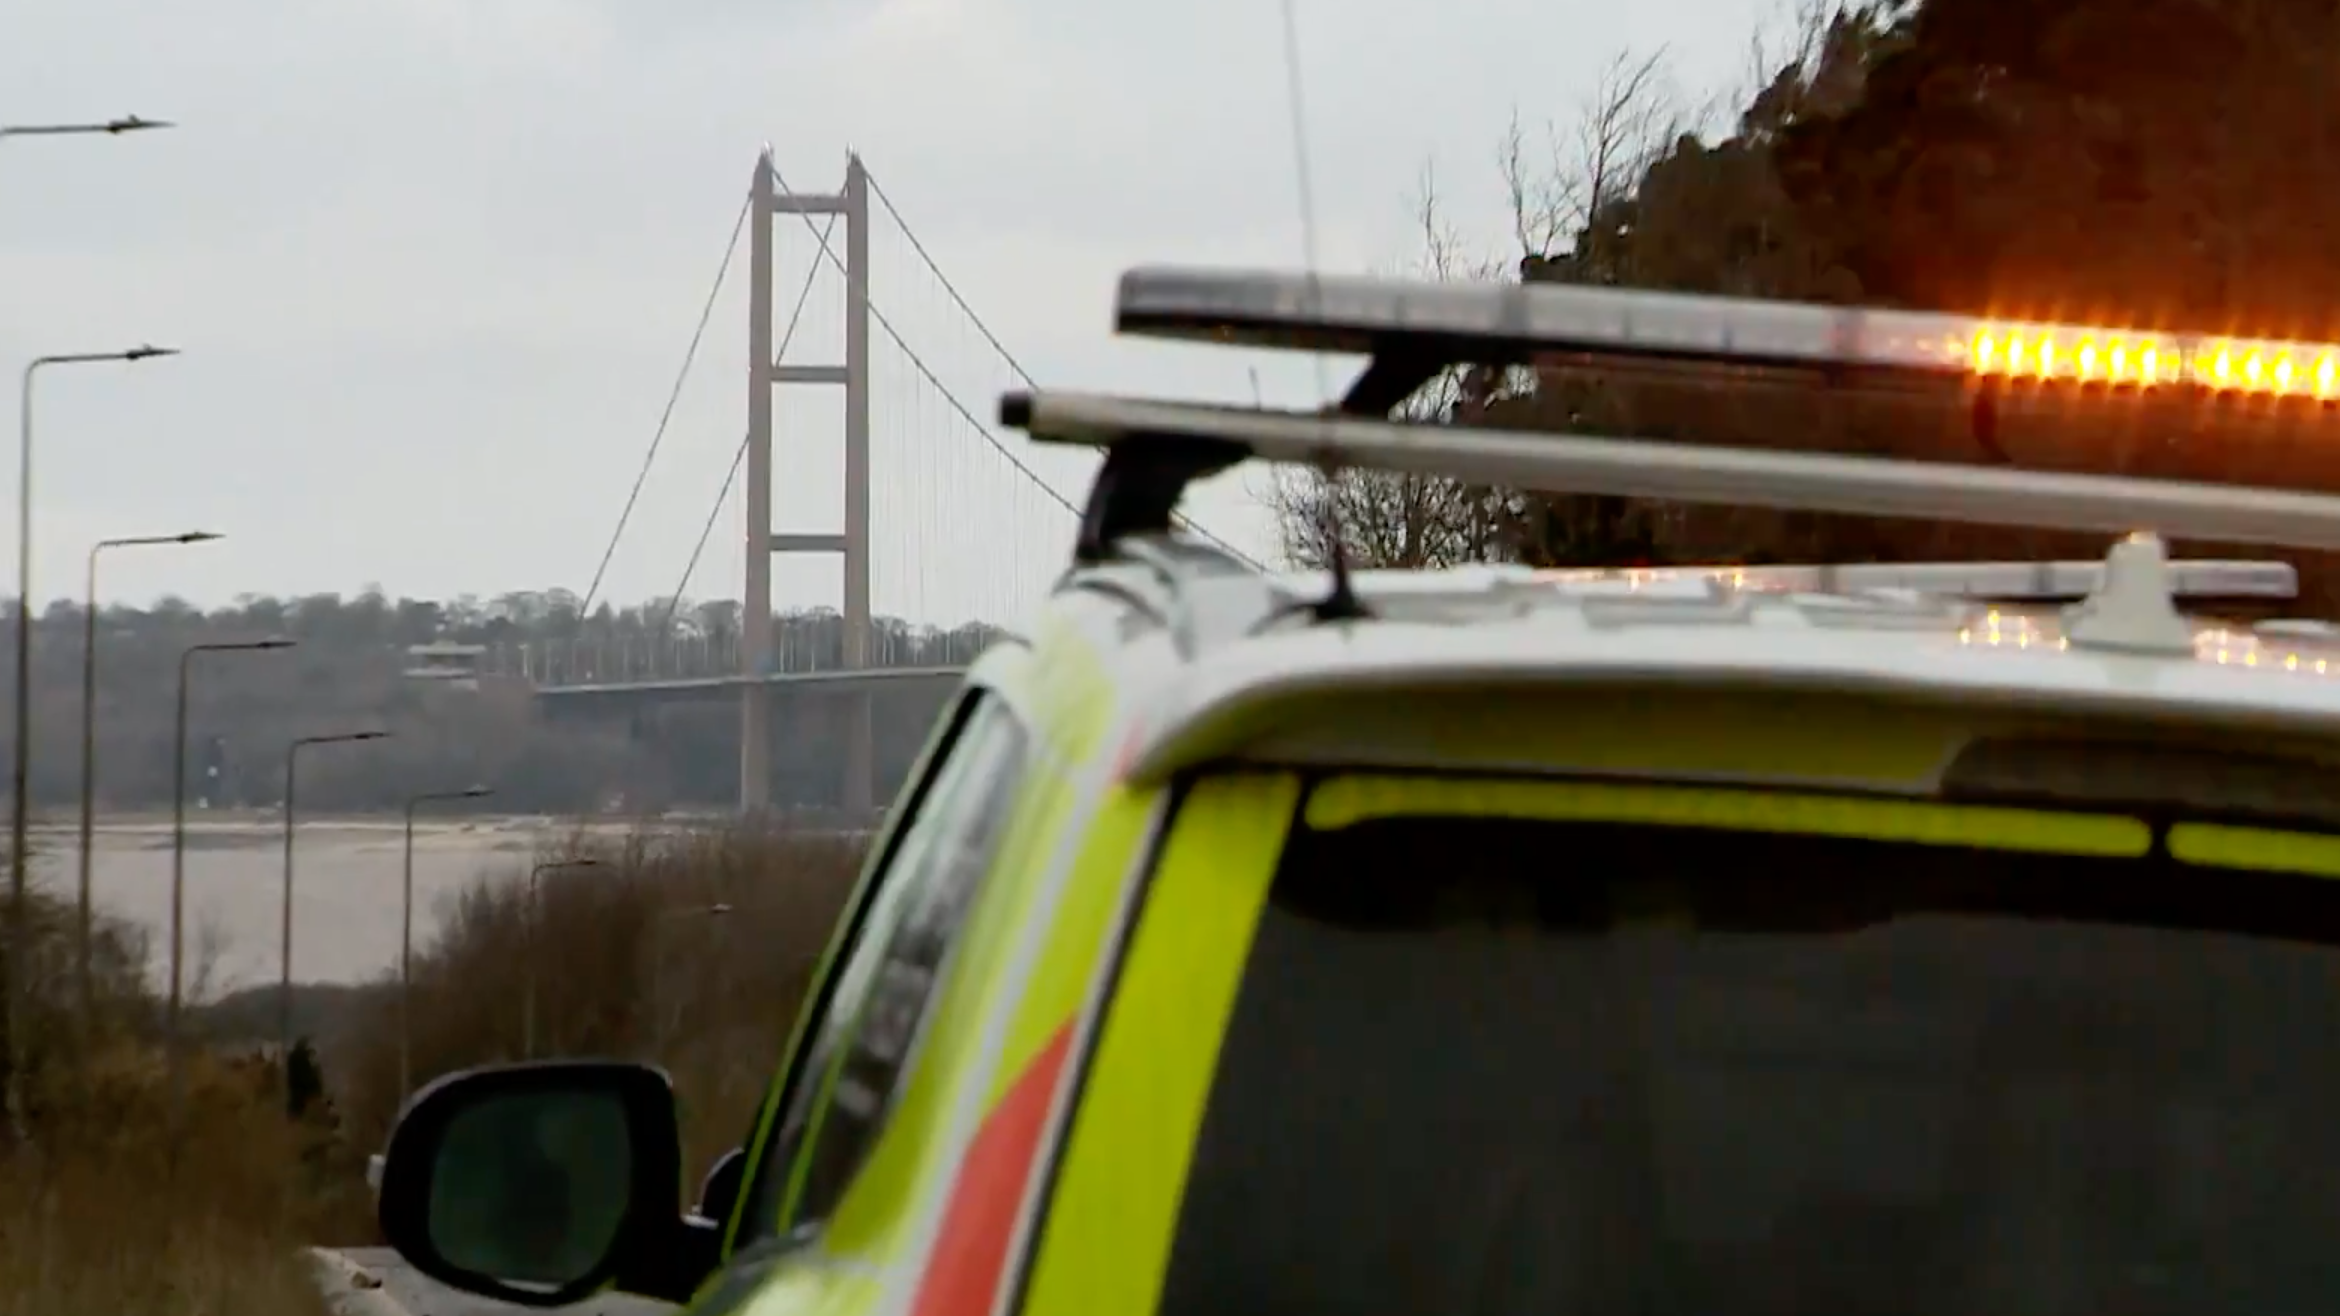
[0,588,998,813]
[1276,0,2340,611]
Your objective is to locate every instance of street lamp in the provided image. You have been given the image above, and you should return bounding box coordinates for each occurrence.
[9,345,182,1129]
[75,530,220,1037]
[522,857,602,1059]
[280,730,388,1074]
[164,636,293,1128]
[402,784,493,1098]
[0,116,174,142]
[648,902,734,1055]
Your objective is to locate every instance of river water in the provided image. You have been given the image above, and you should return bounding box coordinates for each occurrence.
[27,815,614,993]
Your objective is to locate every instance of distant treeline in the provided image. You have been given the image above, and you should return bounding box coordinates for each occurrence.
[2,588,1002,814]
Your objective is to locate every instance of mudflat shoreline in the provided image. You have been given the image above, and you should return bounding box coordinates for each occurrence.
[23,815,682,992]
[29,811,724,843]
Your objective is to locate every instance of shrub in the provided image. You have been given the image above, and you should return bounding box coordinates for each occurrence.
[326,820,866,1220]
[0,886,336,1316]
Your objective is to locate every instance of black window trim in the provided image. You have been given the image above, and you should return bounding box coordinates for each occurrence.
[733,682,1038,1246]
[809,696,1036,1196]
[727,683,1010,1250]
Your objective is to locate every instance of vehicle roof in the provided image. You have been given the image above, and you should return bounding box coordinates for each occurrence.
[1028,532,2340,786]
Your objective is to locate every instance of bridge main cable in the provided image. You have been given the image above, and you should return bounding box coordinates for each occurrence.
[816,164,1270,571]
[578,189,754,619]
[766,163,1086,517]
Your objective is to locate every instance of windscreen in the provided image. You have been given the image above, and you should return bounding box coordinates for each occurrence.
[1160,799,2340,1316]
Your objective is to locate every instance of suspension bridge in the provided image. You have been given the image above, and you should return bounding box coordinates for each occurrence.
[500,148,1259,816]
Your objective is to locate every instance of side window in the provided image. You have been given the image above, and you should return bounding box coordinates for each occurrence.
[736,694,1031,1241]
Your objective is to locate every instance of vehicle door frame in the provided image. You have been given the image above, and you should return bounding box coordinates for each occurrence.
[1004,767,1303,1316]
[716,658,1033,1263]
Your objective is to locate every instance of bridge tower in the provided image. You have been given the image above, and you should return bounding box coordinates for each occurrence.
[742,149,875,816]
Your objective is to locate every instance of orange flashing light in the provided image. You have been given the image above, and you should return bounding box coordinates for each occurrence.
[1967,323,2340,399]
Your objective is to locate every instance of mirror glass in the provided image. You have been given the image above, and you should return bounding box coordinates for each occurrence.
[424,1086,635,1290]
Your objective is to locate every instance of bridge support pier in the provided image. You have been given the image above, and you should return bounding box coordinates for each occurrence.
[843,690,874,814]
[741,685,771,814]
[741,146,874,817]
[741,151,776,814]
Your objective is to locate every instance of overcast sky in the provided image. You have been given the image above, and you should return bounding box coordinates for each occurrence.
[5,0,1773,626]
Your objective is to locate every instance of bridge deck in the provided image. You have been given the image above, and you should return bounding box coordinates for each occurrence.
[531,664,968,700]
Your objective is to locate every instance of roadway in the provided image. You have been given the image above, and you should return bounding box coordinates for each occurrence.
[532,664,966,706]
[321,1248,674,1316]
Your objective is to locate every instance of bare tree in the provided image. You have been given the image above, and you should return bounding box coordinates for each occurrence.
[1500,112,1569,262]
[1722,0,1843,142]
[1719,0,1899,162]
[1265,47,1684,571]
[1265,165,1516,570]
[1508,49,1683,274]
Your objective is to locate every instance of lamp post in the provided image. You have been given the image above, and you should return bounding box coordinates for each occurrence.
[0,116,173,143]
[402,785,493,1098]
[165,636,293,1128]
[280,730,387,1074]
[9,345,181,1132]
[75,530,220,1037]
[649,902,734,1056]
[522,858,601,1059]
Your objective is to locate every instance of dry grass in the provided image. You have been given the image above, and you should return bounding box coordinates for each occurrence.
[0,891,343,1316]
[0,817,867,1315]
[326,820,867,1223]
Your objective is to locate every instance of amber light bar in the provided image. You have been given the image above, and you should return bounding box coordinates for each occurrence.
[1968,322,2340,397]
[1111,266,2340,407]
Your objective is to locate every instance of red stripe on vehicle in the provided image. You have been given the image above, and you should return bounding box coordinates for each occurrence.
[909,1020,1076,1316]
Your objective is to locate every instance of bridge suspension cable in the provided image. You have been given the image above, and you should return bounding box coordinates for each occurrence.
[766,165,1082,515]
[578,189,752,619]
[864,170,1042,396]
[782,165,1267,571]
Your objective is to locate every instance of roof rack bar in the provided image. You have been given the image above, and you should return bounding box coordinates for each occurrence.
[1536,559,2299,601]
[1002,389,1249,563]
[1005,388,2340,553]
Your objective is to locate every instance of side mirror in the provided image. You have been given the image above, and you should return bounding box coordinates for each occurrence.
[376,1061,718,1307]
[689,1148,748,1230]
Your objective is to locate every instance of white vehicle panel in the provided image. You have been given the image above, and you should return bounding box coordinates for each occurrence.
[1120,593,2340,785]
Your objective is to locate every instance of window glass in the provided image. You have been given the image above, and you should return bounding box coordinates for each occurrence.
[1162,802,2340,1316]
[737,696,1030,1240]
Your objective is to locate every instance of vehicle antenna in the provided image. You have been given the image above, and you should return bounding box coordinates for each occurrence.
[1275,0,1367,622]
[1309,460,1368,621]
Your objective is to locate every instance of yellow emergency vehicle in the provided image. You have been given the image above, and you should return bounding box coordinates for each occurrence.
[371,264,2340,1316]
